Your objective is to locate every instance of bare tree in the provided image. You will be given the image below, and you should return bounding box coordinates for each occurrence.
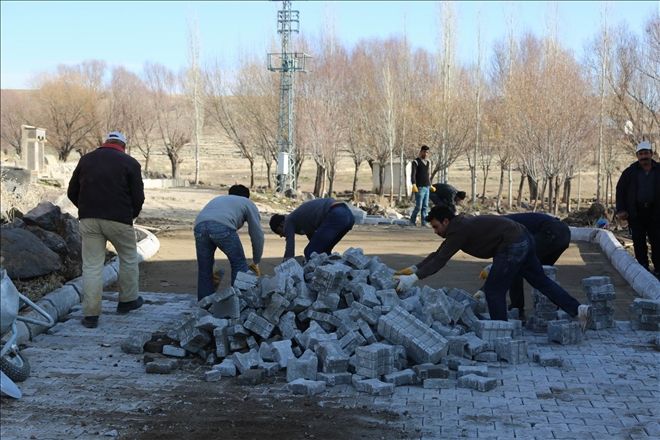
[0,90,37,155]
[143,63,193,179]
[35,61,107,161]
[186,16,204,184]
[204,62,258,187]
[108,67,157,171]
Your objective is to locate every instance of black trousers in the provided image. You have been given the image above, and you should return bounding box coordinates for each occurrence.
[629,207,660,272]
[508,220,571,312]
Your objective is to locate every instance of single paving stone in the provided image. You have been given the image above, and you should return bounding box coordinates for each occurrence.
[212,359,237,377]
[532,352,563,367]
[423,378,455,389]
[457,373,498,392]
[317,372,352,386]
[353,378,395,395]
[383,369,416,386]
[288,378,326,395]
[457,364,489,377]
[204,369,222,382]
[162,345,186,358]
[120,332,152,354]
[145,359,179,374]
[236,368,266,385]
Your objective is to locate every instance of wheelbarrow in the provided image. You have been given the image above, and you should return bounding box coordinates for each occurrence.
[1,268,55,398]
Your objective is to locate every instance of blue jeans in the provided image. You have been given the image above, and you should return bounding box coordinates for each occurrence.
[194,221,248,300]
[304,204,355,260]
[483,230,580,320]
[508,220,571,312]
[410,186,430,225]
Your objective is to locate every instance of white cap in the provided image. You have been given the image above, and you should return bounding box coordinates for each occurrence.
[636,140,652,153]
[105,131,127,145]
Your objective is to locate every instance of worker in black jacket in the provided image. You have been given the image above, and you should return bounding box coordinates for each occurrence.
[410,145,434,226]
[68,131,145,328]
[615,141,660,276]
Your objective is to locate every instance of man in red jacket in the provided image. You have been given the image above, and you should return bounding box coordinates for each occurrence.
[67,131,145,328]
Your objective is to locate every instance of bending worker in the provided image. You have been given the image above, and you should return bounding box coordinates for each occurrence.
[394,206,590,329]
[270,198,355,261]
[480,212,571,318]
[430,183,466,213]
[194,184,263,300]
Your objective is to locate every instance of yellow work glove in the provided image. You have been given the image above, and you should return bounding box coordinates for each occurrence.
[394,265,417,276]
[479,264,492,280]
[473,290,485,301]
[411,184,419,193]
[394,274,418,293]
[249,262,261,276]
[430,185,436,192]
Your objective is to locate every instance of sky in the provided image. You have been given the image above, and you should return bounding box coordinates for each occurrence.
[1,1,657,89]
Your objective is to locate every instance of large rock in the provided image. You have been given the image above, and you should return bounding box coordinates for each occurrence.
[22,201,62,232]
[1,228,62,278]
[58,213,82,261]
[26,225,68,255]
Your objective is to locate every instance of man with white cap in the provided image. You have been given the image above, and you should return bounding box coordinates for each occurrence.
[68,131,145,328]
[616,140,660,277]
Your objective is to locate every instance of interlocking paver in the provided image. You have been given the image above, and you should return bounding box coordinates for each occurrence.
[1,291,659,439]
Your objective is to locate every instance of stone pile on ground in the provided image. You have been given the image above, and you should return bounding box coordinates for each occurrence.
[138,248,543,395]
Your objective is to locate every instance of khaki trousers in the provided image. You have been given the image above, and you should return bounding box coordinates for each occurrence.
[80,218,139,317]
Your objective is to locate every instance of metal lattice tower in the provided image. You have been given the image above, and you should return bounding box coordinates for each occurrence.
[268,0,309,194]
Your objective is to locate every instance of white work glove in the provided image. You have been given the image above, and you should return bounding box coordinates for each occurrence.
[394,274,418,293]
[473,290,485,301]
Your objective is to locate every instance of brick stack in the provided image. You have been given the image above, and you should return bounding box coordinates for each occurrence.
[630,298,660,332]
[526,266,559,332]
[582,276,615,330]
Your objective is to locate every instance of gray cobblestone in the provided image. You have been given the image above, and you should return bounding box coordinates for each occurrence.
[3,291,659,440]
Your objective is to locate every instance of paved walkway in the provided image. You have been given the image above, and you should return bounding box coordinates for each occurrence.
[1,292,658,439]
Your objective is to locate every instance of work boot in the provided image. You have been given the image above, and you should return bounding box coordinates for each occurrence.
[577,304,591,332]
[117,296,144,314]
[81,316,99,328]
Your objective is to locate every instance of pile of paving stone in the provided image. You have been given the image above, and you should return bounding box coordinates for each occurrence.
[136,248,541,395]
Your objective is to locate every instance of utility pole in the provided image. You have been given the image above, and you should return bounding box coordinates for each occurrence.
[268,0,309,194]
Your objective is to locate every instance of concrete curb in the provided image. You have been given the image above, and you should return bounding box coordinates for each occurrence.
[16,226,161,344]
[570,227,660,300]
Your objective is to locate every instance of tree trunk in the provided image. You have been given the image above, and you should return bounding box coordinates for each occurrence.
[564,177,572,213]
[496,166,505,212]
[481,165,489,203]
[265,160,272,189]
[516,172,526,207]
[327,167,336,197]
[352,161,360,198]
[249,159,255,188]
[507,163,513,209]
[378,163,385,196]
[313,163,326,197]
[527,175,538,201]
[144,155,150,173]
[168,150,180,179]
